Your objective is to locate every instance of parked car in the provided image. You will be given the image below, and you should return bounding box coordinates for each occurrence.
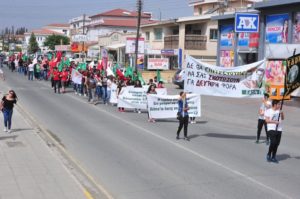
[172,69,185,89]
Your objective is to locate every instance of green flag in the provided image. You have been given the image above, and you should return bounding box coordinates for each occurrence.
[137,71,145,85]
[125,66,133,77]
[77,62,87,70]
[112,64,118,76]
[156,70,161,82]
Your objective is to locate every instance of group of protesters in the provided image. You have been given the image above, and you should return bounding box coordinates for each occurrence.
[6,51,165,108]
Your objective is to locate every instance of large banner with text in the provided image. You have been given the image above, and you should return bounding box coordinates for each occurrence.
[184,55,265,98]
[147,94,201,119]
[117,87,167,109]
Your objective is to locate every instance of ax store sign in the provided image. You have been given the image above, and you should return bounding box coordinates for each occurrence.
[235,13,259,33]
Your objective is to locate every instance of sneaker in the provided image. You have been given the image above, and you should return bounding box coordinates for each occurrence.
[184,137,190,141]
[138,110,141,114]
[176,136,179,140]
[3,127,7,132]
[7,129,11,134]
[271,158,279,163]
[255,140,259,144]
[266,154,271,162]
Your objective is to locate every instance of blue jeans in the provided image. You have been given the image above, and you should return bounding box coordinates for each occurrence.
[28,71,34,80]
[102,86,107,103]
[106,90,111,103]
[3,108,13,129]
[96,85,102,99]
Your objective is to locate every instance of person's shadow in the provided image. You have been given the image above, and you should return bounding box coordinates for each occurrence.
[276,154,300,161]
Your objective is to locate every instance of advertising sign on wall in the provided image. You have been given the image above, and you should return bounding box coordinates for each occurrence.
[125,38,145,54]
[266,14,289,44]
[235,13,259,33]
[220,50,234,67]
[220,25,235,47]
[148,58,169,70]
[293,12,300,43]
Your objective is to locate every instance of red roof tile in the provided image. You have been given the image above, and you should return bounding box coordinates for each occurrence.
[25,29,64,35]
[89,18,156,28]
[90,8,151,19]
[46,23,70,27]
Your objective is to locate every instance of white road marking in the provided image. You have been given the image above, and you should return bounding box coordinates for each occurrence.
[67,93,292,199]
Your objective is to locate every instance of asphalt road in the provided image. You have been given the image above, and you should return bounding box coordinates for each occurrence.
[2,67,300,199]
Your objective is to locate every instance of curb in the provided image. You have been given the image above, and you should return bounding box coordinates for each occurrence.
[1,73,114,199]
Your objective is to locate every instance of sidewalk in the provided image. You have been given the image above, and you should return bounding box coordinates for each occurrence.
[0,89,86,198]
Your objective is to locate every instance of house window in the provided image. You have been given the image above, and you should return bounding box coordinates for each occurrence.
[198,7,202,15]
[146,32,150,40]
[154,28,163,40]
[209,29,218,40]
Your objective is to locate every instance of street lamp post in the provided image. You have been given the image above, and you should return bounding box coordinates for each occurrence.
[134,0,142,72]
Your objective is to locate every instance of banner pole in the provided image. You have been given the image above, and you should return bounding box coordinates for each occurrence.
[275,49,296,131]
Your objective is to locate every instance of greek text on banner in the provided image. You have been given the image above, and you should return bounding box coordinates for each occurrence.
[184,55,265,98]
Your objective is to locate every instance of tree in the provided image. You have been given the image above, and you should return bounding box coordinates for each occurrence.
[28,33,39,54]
[44,34,70,50]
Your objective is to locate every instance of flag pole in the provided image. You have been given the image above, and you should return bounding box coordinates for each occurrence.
[275,48,296,131]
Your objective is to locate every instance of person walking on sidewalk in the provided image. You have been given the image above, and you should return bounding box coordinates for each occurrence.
[176,92,190,141]
[265,100,284,163]
[1,90,18,133]
[256,93,271,144]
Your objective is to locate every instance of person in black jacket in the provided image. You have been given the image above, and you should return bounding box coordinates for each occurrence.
[1,90,18,133]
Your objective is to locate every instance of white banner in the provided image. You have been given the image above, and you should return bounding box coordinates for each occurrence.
[71,69,82,84]
[147,94,201,119]
[184,55,266,98]
[110,83,118,104]
[148,58,169,70]
[72,35,88,42]
[125,37,145,54]
[117,87,167,109]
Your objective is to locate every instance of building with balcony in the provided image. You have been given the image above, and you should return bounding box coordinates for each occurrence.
[87,9,153,42]
[69,15,91,37]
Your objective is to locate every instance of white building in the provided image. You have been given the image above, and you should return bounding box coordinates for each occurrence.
[43,24,70,37]
[24,29,64,49]
[87,8,153,42]
[69,15,91,36]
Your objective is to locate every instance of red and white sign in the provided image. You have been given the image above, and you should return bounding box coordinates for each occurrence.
[125,37,145,54]
[55,45,70,51]
[148,58,169,70]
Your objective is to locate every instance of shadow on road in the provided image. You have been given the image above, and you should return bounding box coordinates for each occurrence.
[276,154,300,161]
[12,128,34,133]
[202,133,257,140]
[0,135,18,140]
[187,134,201,140]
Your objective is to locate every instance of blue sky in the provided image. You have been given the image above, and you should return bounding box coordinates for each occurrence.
[0,0,192,30]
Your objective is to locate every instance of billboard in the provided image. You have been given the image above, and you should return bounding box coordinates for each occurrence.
[266,14,289,44]
[220,25,235,47]
[147,58,169,70]
[293,12,300,43]
[125,37,145,54]
[235,13,259,33]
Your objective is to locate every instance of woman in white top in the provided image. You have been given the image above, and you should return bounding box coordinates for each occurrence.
[265,100,284,163]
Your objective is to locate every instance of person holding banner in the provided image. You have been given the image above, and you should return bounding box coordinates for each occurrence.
[134,80,143,113]
[147,85,157,122]
[176,92,189,141]
[265,100,284,163]
[256,93,271,144]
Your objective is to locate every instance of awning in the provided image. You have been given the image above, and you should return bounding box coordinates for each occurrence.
[106,43,126,50]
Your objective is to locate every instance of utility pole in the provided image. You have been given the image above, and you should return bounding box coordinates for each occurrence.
[82,14,86,62]
[134,0,142,72]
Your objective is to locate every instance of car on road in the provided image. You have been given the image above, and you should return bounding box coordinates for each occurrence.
[172,69,185,89]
